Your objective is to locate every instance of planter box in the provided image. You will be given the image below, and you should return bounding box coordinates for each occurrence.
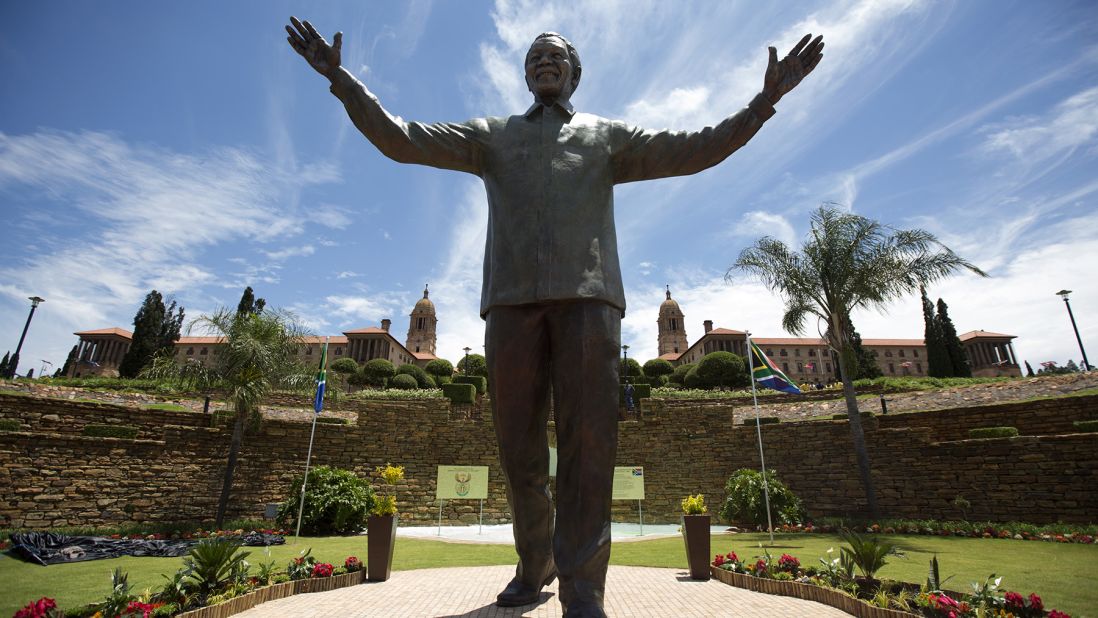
[177,570,364,618]
[710,566,918,618]
[681,514,711,581]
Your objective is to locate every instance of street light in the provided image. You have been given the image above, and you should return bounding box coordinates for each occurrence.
[463,347,472,375]
[621,344,630,383]
[1056,290,1090,371]
[7,296,44,378]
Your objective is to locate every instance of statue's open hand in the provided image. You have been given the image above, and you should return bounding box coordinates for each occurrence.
[763,34,824,105]
[286,16,342,78]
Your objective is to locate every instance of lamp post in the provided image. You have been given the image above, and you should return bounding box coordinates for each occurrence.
[1056,290,1090,371]
[621,344,630,383]
[7,296,44,379]
[463,347,472,375]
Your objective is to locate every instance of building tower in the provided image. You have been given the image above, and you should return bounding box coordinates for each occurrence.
[406,284,438,355]
[657,286,688,356]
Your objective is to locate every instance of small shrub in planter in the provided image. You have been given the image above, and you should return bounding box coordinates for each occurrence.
[1073,419,1098,432]
[396,363,434,388]
[968,426,1019,439]
[442,382,476,404]
[453,375,487,395]
[720,468,805,526]
[742,416,780,426]
[81,424,139,439]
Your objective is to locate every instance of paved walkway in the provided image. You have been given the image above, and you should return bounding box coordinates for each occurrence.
[234,565,852,617]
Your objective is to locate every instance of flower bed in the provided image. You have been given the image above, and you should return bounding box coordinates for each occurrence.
[710,548,1073,618]
[175,570,364,618]
[755,519,1096,545]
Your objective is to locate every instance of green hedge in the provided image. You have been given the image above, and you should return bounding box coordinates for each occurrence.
[620,383,651,401]
[315,416,349,425]
[1072,419,1098,432]
[741,416,780,426]
[442,382,477,404]
[82,424,139,439]
[968,426,1019,439]
[0,418,20,431]
[453,375,487,395]
[831,411,877,420]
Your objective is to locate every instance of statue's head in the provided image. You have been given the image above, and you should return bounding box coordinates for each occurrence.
[525,32,581,103]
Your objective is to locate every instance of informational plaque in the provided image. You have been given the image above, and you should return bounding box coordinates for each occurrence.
[612,467,645,500]
[435,465,489,500]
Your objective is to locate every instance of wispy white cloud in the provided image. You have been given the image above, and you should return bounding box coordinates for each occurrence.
[734,211,797,247]
[263,244,316,261]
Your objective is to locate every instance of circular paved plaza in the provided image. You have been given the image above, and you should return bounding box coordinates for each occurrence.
[233,564,851,617]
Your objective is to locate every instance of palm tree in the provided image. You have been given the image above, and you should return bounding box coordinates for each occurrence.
[731,206,985,517]
[144,307,312,527]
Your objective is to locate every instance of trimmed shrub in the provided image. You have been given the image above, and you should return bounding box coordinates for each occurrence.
[396,363,434,388]
[621,358,643,381]
[390,374,419,390]
[454,375,487,395]
[362,358,396,387]
[741,416,780,426]
[643,358,675,384]
[720,468,805,526]
[669,362,695,386]
[442,382,476,404]
[693,351,749,389]
[0,418,20,431]
[456,353,488,378]
[968,426,1019,439]
[315,416,349,425]
[1073,419,1098,432]
[425,358,454,380]
[82,424,139,439]
[276,466,376,534]
[329,357,359,375]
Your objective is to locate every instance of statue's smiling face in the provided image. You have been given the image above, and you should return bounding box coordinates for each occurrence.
[525,37,575,101]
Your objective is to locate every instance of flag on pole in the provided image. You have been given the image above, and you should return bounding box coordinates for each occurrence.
[313,338,329,414]
[749,341,802,395]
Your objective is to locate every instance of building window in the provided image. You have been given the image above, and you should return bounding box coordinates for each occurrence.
[782,362,790,373]
[780,349,788,357]
[888,363,895,374]
[669,318,677,331]
[913,349,919,357]
[825,362,832,373]
[808,349,816,357]
[673,347,678,353]
[916,363,922,372]
[885,350,893,357]
[306,347,312,355]
[898,350,905,358]
[415,345,420,352]
[795,349,801,357]
[767,349,773,356]
[186,347,194,356]
[796,362,803,373]
[335,347,343,355]
[200,347,208,356]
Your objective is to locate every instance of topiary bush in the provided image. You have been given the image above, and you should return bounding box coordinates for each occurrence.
[442,382,476,404]
[456,353,488,378]
[276,466,376,535]
[968,426,1019,439]
[454,375,487,395]
[669,362,695,387]
[643,358,675,385]
[362,359,396,387]
[720,468,805,527]
[390,373,419,390]
[396,363,434,388]
[692,351,749,389]
[425,358,454,381]
[329,357,359,375]
[82,424,139,439]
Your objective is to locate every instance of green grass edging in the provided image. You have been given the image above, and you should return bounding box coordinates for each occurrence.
[968,426,1019,439]
[1073,419,1098,432]
[80,424,138,439]
[0,418,20,431]
[741,416,780,426]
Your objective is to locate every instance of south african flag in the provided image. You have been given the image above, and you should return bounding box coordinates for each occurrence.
[313,339,329,414]
[750,341,802,395]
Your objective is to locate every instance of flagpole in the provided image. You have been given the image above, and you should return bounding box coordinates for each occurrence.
[295,337,329,542]
[746,332,775,545]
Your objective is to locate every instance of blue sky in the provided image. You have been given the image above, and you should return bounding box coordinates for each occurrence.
[2,0,1096,375]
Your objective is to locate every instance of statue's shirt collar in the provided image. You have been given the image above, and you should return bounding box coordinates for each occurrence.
[524,98,576,119]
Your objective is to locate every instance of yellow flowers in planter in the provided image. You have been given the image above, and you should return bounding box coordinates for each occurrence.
[372,464,405,517]
[682,494,707,515]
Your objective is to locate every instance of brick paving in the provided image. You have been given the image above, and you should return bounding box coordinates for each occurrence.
[233,565,851,617]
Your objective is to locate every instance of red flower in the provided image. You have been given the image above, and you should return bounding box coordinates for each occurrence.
[1028,593,1043,611]
[754,559,768,573]
[124,601,165,618]
[345,556,362,571]
[1004,591,1024,607]
[726,551,739,562]
[777,554,800,572]
[712,554,726,567]
[14,597,58,618]
[312,562,334,578]
[1049,610,1071,618]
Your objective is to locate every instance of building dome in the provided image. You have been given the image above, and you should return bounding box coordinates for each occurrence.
[659,286,681,314]
[414,284,435,313]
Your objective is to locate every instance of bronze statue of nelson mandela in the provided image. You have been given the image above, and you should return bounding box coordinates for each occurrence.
[287,18,822,617]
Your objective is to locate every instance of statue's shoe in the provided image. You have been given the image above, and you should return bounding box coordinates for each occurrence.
[495,571,558,607]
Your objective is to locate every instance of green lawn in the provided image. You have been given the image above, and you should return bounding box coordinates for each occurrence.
[1,533,1095,617]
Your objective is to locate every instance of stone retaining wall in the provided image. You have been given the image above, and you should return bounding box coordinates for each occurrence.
[0,392,1094,529]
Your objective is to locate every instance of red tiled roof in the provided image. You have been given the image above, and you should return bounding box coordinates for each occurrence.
[959,330,1015,341]
[658,352,682,361]
[176,336,224,345]
[862,338,925,347]
[751,337,826,346]
[707,328,746,335]
[74,327,133,338]
[302,336,349,344]
[412,352,437,360]
[176,335,351,345]
[343,327,388,335]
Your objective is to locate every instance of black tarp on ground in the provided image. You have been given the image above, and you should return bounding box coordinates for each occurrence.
[7,532,285,566]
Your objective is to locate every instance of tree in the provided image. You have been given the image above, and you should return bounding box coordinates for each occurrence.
[1025,360,1034,377]
[643,358,675,386]
[60,345,79,377]
[732,206,985,517]
[425,359,454,384]
[936,298,971,378]
[236,286,266,315]
[621,357,643,383]
[142,307,311,527]
[456,353,488,378]
[362,358,396,387]
[845,318,883,379]
[691,351,748,389]
[921,287,951,377]
[329,357,359,375]
[119,290,185,378]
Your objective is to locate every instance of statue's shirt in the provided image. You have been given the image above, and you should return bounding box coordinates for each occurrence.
[330,70,775,317]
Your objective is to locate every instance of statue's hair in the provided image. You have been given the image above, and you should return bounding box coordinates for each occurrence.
[530,32,582,92]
